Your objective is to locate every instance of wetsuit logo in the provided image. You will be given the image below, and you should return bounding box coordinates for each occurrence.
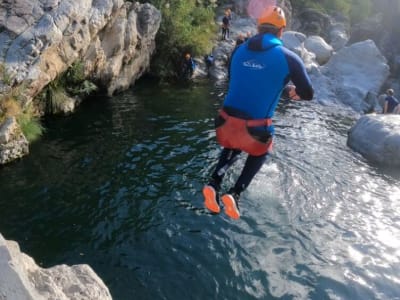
[243,60,265,70]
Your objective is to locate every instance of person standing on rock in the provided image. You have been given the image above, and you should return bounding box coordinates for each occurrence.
[202,6,314,219]
[221,10,231,40]
[181,53,195,80]
[235,33,245,47]
[383,88,399,114]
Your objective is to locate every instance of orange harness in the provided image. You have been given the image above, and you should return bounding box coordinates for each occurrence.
[216,110,273,156]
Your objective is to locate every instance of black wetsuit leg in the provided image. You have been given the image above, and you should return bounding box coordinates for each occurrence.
[211,148,241,186]
[232,152,268,194]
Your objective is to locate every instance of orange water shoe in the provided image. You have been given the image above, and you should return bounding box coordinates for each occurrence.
[221,193,240,219]
[202,185,220,214]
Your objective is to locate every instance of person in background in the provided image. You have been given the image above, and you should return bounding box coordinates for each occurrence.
[226,8,232,20]
[221,10,231,40]
[383,88,399,114]
[235,33,245,47]
[181,53,195,80]
[204,54,214,74]
[244,31,252,41]
[202,6,314,220]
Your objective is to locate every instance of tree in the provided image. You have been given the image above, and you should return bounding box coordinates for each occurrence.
[139,0,217,81]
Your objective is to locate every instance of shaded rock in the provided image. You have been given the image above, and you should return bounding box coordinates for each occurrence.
[329,22,349,51]
[292,8,332,38]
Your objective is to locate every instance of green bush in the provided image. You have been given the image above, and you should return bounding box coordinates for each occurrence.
[17,105,44,143]
[139,0,217,81]
[291,0,372,24]
[0,93,44,143]
[37,60,97,114]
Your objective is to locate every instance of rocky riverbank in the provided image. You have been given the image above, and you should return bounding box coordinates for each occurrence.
[201,0,399,167]
[0,233,112,300]
[1,1,400,298]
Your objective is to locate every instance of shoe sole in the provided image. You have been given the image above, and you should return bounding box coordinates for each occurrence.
[221,194,240,219]
[203,186,220,213]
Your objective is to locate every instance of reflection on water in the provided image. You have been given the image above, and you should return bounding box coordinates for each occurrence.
[0,80,399,299]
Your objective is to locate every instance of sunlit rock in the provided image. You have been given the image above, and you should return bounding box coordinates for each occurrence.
[282,31,307,56]
[0,233,112,300]
[0,117,29,164]
[0,0,161,99]
[304,35,333,65]
[313,40,390,112]
[347,114,400,167]
[329,22,349,51]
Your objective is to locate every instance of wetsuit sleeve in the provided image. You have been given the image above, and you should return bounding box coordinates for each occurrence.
[283,48,314,100]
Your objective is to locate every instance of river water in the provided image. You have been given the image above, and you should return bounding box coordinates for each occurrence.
[0,79,400,300]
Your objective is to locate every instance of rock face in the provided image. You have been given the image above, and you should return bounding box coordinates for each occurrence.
[0,0,161,164]
[304,35,333,65]
[0,0,161,98]
[0,117,29,164]
[347,114,400,167]
[311,40,390,112]
[0,233,112,300]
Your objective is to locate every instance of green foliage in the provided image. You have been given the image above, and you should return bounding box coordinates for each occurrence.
[141,0,217,80]
[0,64,11,85]
[44,81,70,114]
[291,0,372,24]
[17,104,44,142]
[350,0,372,24]
[64,61,97,96]
[0,80,44,142]
[38,60,97,114]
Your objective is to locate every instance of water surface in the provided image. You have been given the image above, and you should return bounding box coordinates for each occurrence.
[0,79,400,300]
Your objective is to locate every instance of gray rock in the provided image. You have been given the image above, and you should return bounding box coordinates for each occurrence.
[313,40,390,112]
[347,114,400,166]
[0,233,112,300]
[304,35,333,65]
[0,0,161,98]
[0,117,29,164]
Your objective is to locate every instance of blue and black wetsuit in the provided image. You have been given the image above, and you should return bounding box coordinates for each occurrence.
[385,95,399,113]
[211,33,314,194]
[182,57,195,80]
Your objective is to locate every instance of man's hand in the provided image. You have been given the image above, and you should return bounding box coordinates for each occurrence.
[287,85,301,100]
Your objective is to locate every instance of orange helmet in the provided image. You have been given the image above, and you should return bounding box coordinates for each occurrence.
[257,6,286,28]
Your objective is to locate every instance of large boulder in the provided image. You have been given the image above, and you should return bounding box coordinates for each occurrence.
[282,31,318,71]
[0,0,161,98]
[0,233,112,300]
[347,114,400,167]
[329,22,349,51]
[313,40,390,112]
[304,35,333,65]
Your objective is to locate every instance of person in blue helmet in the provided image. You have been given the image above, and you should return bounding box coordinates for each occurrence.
[202,6,314,219]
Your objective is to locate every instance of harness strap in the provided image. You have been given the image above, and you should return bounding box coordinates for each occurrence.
[219,109,272,127]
